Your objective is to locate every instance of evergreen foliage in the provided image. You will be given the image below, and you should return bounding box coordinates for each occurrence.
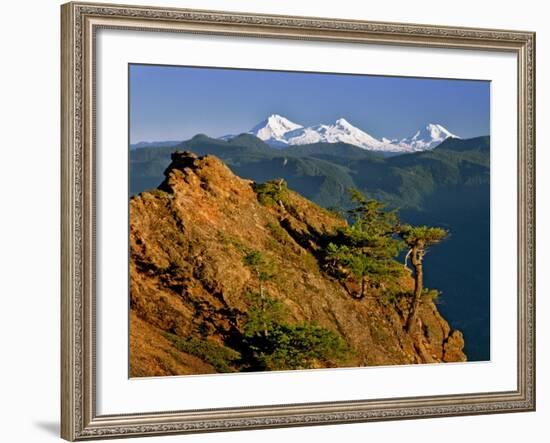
[243,250,276,284]
[241,250,350,371]
[253,179,289,207]
[243,291,286,338]
[242,292,349,371]
[399,224,448,333]
[166,334,240,373]
[325,189,404,299]
[244,321,349,371]
[400,225,448,248]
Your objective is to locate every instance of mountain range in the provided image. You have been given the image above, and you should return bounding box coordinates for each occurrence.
[130,133,488,210]
[220,114,459,152]
[130,140,182,150]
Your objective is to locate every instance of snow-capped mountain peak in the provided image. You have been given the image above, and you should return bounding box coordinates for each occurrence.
[401,123,459,150]
[284,117,387,150]
[220,115,460,153]
[414,123,455,140]
[334,117,352,128]
[248,114,303,146]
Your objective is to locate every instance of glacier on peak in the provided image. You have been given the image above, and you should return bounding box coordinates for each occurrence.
[248,114,303,147]
[398,123,460,151]
[221,115,459,153]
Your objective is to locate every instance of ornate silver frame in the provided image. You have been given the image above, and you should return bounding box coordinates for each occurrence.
[61,2,536,440]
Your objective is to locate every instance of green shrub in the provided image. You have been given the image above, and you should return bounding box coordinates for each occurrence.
[216,231,246,253]
[244,322,349,371]
[243,250,277,286]
[244,291,287,336]
[165,334,240,373]
[379,289,400,306]
[254,179,289,206]
[422,288,441,302]
[242,292,350,371]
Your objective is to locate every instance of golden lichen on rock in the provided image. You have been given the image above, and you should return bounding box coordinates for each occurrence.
[129,151,466,377]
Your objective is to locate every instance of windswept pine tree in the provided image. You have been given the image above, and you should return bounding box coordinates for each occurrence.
[325,189,403,299]
[323,189,450,340]
[400,225,449,333]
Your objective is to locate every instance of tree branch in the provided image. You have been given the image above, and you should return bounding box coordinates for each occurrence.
[404,248,412,269]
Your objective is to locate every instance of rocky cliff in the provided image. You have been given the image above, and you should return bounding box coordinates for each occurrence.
[129,151,466,377]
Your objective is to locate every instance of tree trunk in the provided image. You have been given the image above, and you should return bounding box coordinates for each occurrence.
[259,281,269,337]
[359,275,366,299]
[406,247,424,334]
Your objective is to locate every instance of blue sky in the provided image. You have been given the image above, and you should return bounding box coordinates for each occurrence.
[129,64,490,144]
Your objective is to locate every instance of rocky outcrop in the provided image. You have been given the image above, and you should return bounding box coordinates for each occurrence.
[129,151,466,377]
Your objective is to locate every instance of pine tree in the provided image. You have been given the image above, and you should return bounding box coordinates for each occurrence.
[326,189,403,299]
[243,250,276,336]
[400,225,448,333]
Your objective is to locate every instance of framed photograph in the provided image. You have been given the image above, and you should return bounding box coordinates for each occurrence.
[61,1,536,440]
